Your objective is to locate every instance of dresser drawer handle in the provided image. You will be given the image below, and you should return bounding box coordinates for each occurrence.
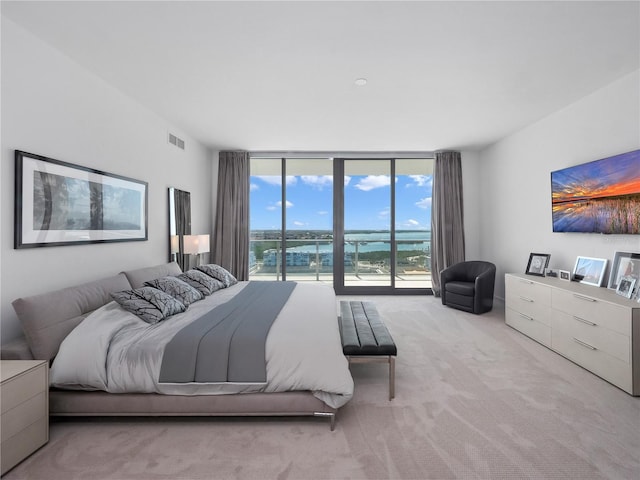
[518,313,534,321]
[573,316,597,326]
[573,338,597,350]
[519,296,534,303]
[573,294,596,303]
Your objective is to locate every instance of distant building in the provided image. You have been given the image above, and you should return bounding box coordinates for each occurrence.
[320,252,353,266]
[262,249,352,267]
[263,250,310,267]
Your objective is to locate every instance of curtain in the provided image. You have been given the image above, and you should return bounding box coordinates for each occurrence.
[213,151,250,280]
[430,151,465,296]
[174,188,191,272]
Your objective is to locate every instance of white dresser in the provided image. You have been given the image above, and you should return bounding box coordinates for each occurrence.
[505,273,640,395]
[0,360,49,475]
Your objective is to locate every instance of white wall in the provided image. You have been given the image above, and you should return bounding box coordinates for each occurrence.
[1,18,213,342]
[479,70,640,299]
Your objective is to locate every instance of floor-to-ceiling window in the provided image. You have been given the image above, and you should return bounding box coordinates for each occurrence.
[338,159,393,288]
[249,155,433,294]
[249,157,334,283]
[393,159,433,290]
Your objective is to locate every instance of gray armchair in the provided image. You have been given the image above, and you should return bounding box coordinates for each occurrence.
[440,261,496,314]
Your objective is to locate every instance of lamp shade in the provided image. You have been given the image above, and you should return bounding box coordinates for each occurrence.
[170,235,180,254]
[183,234,210,255]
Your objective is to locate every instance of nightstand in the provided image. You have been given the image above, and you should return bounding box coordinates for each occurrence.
[1,360,49,475]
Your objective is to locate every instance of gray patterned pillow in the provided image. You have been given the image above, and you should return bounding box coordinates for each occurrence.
[196,264,238,288]
[111,287,186,324]
[177,270,224,296]
[144,276,203,306]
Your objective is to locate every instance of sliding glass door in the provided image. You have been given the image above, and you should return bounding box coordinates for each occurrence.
[394,159,433,290]
[249,157,333,283]
[338,159,393,289]
[333,158,433,294]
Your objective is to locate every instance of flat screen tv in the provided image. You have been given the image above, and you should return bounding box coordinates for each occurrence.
[551,149,640,234]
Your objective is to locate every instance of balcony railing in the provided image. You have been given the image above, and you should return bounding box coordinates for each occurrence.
[249,237,431,287]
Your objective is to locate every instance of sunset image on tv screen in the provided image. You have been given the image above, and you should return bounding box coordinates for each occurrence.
[551,149,640,234]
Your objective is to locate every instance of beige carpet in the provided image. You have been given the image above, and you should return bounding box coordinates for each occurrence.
[4,296,639,480]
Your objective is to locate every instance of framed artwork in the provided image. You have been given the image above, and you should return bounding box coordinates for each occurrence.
[15,150,148,248]
[572,256,608,287]
[607,251,640,291]
[616,276,636,299]
[559,269,571,281]
[525,253,550,276]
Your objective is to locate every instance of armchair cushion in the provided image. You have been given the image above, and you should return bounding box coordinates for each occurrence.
[444,281,475,296]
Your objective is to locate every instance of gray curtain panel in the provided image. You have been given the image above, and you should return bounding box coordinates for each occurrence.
[213,151,250,281]
[175,189,191,272]
[430,151,466,296]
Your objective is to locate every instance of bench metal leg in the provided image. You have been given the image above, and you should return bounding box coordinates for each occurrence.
[389,355,395,400]
[347,355,396,401]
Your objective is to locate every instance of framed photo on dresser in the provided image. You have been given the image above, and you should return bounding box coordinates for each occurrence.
[607,251,640,291]
[616,276,636,299]
[525,253,550,276]
[573,256,607,287]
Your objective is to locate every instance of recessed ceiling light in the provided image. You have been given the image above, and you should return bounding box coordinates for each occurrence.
[354,78,367,86]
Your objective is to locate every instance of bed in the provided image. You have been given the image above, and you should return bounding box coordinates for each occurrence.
[3,262,353,429]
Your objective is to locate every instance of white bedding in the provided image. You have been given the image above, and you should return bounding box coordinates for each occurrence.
[50,282,354,409]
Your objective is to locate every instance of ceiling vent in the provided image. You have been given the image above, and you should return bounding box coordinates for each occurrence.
[168,132,185,150]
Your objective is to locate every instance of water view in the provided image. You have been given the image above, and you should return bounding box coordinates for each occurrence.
[552,195,640,234]
[250,230,431,287]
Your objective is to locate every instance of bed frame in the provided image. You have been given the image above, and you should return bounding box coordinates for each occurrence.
[1,262,338,430]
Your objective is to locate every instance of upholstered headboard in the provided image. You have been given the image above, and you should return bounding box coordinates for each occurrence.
[8,262,182,361]
[122,261,182,289]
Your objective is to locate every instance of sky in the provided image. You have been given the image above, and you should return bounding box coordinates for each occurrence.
[552,149,640,202]
[250,174,433,231]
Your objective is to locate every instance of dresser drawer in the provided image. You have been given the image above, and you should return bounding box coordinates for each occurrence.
[552,311,630,364]
[507,296,552,326]
[551,327,632,393]
[0,361,49,475]
[551,289,630,336]
[1,363,48,414]
[0,416,48,476]
[506,275,552,306]
[506,307,551,347]
[1,392,47,443]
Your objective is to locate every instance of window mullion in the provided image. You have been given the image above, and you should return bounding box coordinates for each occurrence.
[281,157,286,281]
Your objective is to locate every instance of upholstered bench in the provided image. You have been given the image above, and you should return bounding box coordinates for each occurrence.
[339,301,397,400]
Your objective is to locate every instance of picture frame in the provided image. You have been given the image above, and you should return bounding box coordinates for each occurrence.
[525,253,550,276]
[616,276,636,299]
[572,256,608,287]
[607,251,640,291]
[15,150,148,248]
[559,269,571,281]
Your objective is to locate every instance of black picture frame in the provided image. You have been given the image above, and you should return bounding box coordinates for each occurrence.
[526,253,550,276]
[15,150,148,248]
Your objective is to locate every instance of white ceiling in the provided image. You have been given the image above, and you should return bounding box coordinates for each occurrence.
[2,1,639,152]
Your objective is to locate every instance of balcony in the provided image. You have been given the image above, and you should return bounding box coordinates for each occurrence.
[249,237,431,288]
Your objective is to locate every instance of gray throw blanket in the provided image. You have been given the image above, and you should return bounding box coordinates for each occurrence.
[159,282,296,384]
